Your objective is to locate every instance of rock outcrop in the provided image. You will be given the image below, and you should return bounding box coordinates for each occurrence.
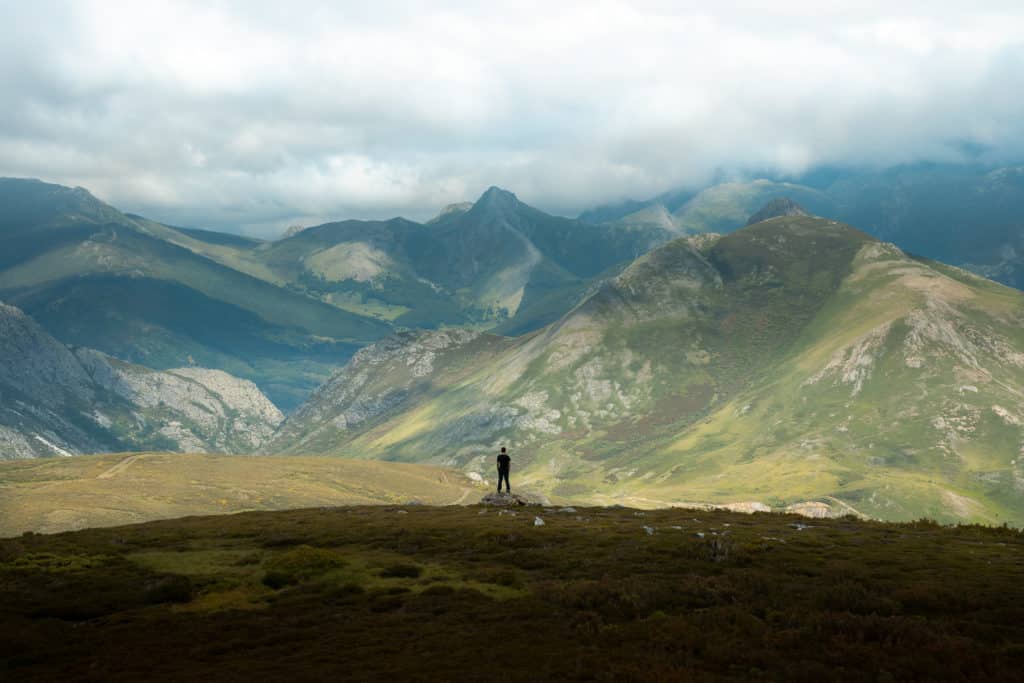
[479,491,539,506]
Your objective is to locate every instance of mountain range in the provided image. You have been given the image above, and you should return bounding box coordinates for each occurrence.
[0,179,666,408]
[4,170,1024,524]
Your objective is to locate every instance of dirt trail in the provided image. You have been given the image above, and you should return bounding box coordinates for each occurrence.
[97,454,147,480]
[449,487,473,505]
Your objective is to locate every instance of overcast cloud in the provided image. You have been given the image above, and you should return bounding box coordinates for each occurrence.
[1,1,1023,235]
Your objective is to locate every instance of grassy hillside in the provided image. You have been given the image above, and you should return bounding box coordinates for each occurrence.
[1,505,1022,680]
[269,216,1024,524]
[0,453,480,536]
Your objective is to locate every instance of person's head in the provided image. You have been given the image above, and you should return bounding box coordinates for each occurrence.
[500,447,506,453]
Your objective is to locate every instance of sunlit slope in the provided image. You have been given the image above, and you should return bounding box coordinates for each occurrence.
[623,242,1024,523]
[0,452,479,536]
[271,216,1024,524]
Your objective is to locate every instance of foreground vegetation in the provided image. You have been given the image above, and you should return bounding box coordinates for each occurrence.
[2,505,1022,681]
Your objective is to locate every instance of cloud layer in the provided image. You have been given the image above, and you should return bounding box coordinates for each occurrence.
[2,1,1023,235]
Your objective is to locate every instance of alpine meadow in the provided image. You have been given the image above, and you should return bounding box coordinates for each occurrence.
[3,2,1024,681]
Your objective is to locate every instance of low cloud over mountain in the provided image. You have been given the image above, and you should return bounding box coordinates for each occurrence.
[2,2,1024,233]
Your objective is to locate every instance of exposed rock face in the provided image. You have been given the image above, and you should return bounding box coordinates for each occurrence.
[0,301,283,459]
[0,302,96,408]
[79,354,284,452]
[745,198,809,226]
[784,502,834,519]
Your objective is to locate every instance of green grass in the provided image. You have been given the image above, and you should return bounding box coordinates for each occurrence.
[1,504,1023,680]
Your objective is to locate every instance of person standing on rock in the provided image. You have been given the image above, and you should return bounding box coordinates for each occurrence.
[496,447,511,493]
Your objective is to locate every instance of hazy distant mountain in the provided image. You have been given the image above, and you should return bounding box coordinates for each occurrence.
[824,164,1024,288]
[254,186,670,335]
[418,187,669,333]
[582,163,1024,291]
[269,210,1024,524]
[0,301,282,459]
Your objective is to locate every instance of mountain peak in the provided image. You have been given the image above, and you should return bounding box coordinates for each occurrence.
[745,197,809,226]
[476,185,519,209]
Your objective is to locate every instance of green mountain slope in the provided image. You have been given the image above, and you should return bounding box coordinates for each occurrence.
[0,178,390,408]
[269,212,1024,524]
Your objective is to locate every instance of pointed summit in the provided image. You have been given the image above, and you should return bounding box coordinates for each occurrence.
[745,197,809,226]
[473,186,520,212]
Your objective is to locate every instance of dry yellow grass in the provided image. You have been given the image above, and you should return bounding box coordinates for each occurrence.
[0,452,481,537]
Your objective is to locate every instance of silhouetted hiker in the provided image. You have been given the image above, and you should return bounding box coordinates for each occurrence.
[497,447,511,493]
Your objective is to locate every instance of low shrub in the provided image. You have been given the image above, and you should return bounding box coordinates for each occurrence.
[380,563,422,579]
[262,570,297,590]
[261,545,345,588]
[143,575,193,604]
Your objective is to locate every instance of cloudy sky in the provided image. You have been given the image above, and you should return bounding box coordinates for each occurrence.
[2,1,1023,235]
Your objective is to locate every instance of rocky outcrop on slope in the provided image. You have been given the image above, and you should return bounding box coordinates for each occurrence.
[479,491,538,506]
[77,352,284,452]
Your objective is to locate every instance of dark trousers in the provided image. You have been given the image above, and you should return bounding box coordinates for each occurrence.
[497,469,510,492]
